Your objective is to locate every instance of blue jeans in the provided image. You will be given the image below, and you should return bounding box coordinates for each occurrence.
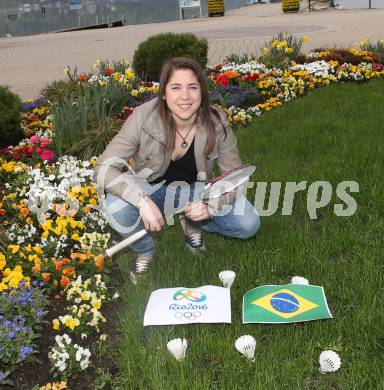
[105,182,260,256]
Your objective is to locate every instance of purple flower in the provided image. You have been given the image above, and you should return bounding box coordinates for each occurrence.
[0,371,6,381]
[7,331,15,340]
[19,346,33,360]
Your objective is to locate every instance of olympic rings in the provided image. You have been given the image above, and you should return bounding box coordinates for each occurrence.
[174,311,202,320]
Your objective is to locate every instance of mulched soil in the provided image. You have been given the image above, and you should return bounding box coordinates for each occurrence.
[7,266,126,390]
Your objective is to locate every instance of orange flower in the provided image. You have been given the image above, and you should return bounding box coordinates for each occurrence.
[62,267,75,277]
[32,263,41,272]
[60,276,70,287]
[94,255,104,271]
[82,206,90,214]
[55,260,63,270]
[224,70,240,79]
[62,257,71,264]
[42,272,51,282]
[26,217,33,225]
[20,208,29,218]
[0,209,5,216]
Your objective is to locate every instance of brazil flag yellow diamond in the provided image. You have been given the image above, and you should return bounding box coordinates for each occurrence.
[243,284,332,324]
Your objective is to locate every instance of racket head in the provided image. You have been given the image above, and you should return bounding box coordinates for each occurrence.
[201,164,256,201]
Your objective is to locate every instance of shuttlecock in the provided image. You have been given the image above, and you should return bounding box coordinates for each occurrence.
[319,350,341,373]
[167,338,187,361]
[219,270,236,288]
[291,276,309,285]
[235,335,256,362]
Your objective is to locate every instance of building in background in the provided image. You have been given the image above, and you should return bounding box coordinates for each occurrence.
[0,0,247,37]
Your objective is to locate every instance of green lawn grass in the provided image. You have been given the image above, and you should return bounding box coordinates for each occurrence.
[115,79,384,389]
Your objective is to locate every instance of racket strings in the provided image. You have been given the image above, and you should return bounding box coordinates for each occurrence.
[207,164,253,185]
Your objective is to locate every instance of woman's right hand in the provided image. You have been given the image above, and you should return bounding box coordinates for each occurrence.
[138,197,165,232]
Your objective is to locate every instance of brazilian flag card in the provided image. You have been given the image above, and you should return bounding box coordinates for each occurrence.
[243,284,332,324]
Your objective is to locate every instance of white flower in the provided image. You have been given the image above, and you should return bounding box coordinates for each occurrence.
[80,359,90,370]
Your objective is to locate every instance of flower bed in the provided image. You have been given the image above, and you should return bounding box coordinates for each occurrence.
[0,37,383,387]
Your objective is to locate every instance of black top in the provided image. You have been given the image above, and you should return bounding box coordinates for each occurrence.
[152,138,197,185]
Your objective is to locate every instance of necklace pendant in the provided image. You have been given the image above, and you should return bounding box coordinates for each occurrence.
[181,141,188,148]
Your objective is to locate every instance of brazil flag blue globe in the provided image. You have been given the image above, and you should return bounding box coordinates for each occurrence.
[270,292,300,313]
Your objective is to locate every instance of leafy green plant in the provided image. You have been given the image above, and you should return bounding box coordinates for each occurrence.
[258,32,305,70]
[53,86,124,160]
[0,85,23,148]
[132,32,208,81]
[40,78,83,105]
[223,52,256,65]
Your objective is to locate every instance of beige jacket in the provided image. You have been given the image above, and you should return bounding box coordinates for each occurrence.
[93,98,242,208]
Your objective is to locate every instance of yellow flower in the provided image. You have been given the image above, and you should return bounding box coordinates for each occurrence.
[92,298,101,310]
[113,72,121,81]
[71,233,80,241]
[303,35,309,43]
[125,69,134,80]
[285,48,294,54]
[9,244,20,254]
[81,291,91,301]
[53,319,60,330]
[131,89,138,97]
[88,198,97,206]
[0,253,6,271]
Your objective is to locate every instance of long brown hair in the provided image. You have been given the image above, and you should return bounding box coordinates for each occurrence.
[157,57,224,156]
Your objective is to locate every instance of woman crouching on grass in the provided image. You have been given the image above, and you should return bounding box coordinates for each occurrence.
[94,57,260,283]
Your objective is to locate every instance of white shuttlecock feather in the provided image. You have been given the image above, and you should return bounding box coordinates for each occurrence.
[319,350,341,373]
[291,276,309,285]
[167,338,187,361]
[235,335,256,361]
[219,270,236,288]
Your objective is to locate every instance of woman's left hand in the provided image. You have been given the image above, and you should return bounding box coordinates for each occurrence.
[184,201,211,221]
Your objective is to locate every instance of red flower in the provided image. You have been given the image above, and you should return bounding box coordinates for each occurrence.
[40,149,55,163]
[60,276,70,287]
[216,74,229,86]
[105,67,114,76]
[78,73,88,81]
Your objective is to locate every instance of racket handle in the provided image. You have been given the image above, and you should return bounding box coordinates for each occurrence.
[105,229,147,257]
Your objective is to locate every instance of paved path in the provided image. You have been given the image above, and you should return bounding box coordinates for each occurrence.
[1,3,383,98]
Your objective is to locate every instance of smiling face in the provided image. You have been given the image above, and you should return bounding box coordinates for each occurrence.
[164,68,202,127]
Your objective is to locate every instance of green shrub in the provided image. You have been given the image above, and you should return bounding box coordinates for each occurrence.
[132,32,208,81]
[0,86,23,148]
